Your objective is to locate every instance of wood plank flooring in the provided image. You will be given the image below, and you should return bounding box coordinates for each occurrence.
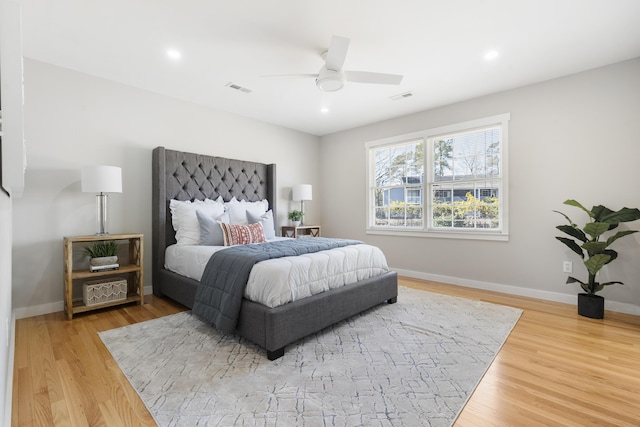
[12,278,640,426]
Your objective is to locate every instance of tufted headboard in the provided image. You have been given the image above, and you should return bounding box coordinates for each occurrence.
[152,146,276,291]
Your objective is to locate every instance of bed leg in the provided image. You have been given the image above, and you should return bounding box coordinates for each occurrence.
[267,347,285,361]
[387,296,397,304]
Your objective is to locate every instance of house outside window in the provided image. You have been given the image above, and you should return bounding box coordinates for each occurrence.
[366,113,510,241]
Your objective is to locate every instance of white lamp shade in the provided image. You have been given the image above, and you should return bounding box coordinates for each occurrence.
[292,184,312,201]
[81,165,122,193]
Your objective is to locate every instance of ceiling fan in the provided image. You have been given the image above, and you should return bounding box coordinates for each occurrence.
[267,35,404,92]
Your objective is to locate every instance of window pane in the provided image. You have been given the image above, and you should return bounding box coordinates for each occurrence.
[474,181,500,228]
[374,141,423,188]
[388,145,407,186]
[375,207,389,226]
[406,205,423,227]
[433,139,454,182]
[435,127,501,182]
[388,187,405,204]
[432,203,452,227]
[374,148,391,186]
[375,188,388,208]
[406,187,422,204]
[433,186,452,202]
[431,181,500,230]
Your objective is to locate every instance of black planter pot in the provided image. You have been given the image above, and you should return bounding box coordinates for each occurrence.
[577,293,604,319]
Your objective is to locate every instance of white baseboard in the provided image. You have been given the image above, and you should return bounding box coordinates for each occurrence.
[14,285,155,320]
[4,311,15,427]
[13,301,64,320]
[393,268,640,316]
[14,276,640,320]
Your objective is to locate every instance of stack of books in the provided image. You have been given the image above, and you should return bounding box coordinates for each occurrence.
[89,263,119,272]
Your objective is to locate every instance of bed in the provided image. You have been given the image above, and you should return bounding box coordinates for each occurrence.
[152,146,398,360]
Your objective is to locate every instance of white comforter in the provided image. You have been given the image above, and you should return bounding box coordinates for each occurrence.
[165,240,390,308]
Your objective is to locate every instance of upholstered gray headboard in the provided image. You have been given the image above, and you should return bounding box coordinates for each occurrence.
[152,146,276,286]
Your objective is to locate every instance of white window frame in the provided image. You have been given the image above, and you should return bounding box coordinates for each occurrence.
[365,113,510,241]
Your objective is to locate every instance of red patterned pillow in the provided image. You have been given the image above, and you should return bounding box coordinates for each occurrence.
[220,222,267,246]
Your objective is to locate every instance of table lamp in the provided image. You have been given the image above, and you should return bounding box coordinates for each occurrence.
[81,165,122,235]
[292,184,312,226]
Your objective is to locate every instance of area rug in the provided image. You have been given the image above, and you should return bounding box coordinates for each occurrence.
[99,286,522,427]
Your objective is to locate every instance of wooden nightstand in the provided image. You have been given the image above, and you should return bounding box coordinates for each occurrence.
[281,225,321,238]
[63,233,144,320]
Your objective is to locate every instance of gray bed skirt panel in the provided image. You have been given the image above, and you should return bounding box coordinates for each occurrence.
[156,268,398,356]
[156,269,199,308]
[239,271,398,354]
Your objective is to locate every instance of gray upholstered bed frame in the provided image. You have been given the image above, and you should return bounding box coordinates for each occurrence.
[152,146,398,359]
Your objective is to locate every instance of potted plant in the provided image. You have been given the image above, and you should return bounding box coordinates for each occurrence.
[84,240,120,267]
[288,210,303,226]
[554,199,640,319]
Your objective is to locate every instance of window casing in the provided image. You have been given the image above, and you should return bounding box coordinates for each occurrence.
[366,114,509,241]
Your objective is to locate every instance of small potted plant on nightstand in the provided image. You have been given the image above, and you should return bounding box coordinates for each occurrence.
[288,210,303,226]
[84,240,120,269]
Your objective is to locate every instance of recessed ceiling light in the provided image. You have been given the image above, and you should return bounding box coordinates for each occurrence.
[484,50,499,61]
[167,49,181,60]
[320,107,329,114]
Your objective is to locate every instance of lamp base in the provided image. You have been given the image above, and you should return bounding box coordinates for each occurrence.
[96,193,109,235]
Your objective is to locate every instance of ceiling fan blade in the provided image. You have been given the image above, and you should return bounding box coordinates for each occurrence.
[345,70,403,85]
[324,35,350,71]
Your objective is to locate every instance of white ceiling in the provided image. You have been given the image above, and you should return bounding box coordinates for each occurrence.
[20,0,640,136]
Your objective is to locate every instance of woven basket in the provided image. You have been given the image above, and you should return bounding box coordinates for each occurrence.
[83,278,127,306]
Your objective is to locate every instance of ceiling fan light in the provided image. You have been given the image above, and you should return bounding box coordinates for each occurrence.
[316,76,344,92]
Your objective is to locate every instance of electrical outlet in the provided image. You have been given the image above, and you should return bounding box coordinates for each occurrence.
[563,261,573,273]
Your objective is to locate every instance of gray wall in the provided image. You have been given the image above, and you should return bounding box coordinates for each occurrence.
[320,58,640,314]
[0,192,11,424]
[12,59,321,316]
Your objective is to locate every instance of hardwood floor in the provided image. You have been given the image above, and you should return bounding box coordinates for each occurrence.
[11,296,187,426]
[12,278,640,426]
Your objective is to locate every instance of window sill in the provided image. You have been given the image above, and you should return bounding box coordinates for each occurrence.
[365,227,509,242]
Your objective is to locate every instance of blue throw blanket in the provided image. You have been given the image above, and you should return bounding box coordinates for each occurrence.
[192,237,363,333]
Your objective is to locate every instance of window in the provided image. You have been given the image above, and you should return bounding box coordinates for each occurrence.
[366,114,509,240]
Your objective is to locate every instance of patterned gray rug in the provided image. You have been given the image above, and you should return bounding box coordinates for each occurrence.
[99,286,521,427]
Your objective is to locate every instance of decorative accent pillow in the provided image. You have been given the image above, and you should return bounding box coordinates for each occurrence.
[169,198,225,245]
[224,197,269,224]
[196,211,230,246]
[220,222,267,246]
[246,209,276,240]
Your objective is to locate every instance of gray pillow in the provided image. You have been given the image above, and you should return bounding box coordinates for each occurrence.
[196,211,229,246]
[247,209,276,240]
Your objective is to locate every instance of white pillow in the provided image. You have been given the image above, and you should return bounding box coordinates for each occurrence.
[169,198,225,245]
[247,209,276,240]
[224,197,269,224]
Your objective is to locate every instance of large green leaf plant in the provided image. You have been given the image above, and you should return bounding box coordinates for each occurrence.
[555,200,640,296]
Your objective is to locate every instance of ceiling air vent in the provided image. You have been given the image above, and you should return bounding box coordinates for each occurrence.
[225,82,252,94]
[389,91,413,101]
